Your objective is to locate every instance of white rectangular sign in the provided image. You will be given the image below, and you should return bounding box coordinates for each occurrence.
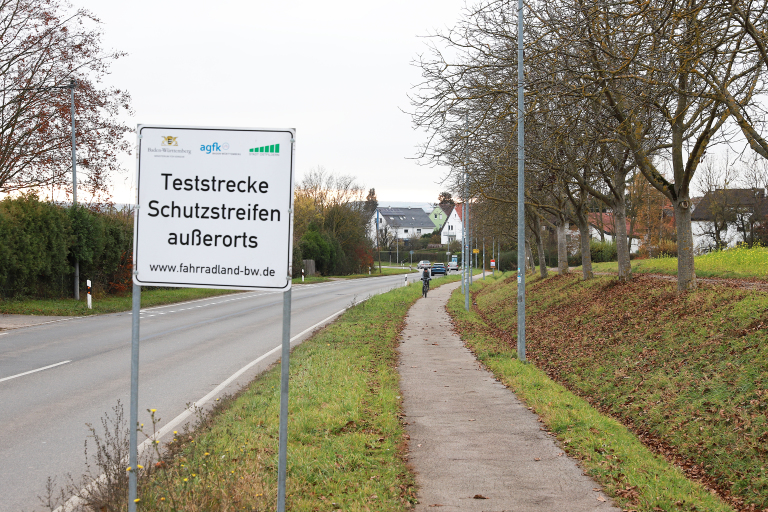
[133,125,295,290]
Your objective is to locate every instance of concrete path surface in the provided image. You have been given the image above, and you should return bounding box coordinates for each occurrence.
[398,280,621,511]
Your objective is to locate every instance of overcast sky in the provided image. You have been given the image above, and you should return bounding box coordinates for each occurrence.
[76,0,468,206]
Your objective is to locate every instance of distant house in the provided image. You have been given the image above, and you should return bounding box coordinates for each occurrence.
[369,206,436,242]
[427,204,451,230]
[440,203,466,245]
[691,188,768,252]
[586,212,641,253]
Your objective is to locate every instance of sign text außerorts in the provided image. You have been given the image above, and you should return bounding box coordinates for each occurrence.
[146,172,280,249]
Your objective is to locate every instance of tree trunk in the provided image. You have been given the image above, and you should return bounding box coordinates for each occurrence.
[598,210,605,242]
[557,219,569,275]
[526,239,535,273]
[532,214,548,278]
[577,217,593,280]
[614,200,632,281]
[675,198,697,291]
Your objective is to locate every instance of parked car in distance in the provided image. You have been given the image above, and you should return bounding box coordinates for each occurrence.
[431,263,447,275]
[417,260,431,269]
[447,261,459,272]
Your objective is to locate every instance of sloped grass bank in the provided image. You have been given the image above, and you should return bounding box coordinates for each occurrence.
[133,276,460,511]
[450,272,768,511]
[584,245,768,281]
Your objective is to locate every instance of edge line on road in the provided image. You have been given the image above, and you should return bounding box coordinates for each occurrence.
[0,360,72,383]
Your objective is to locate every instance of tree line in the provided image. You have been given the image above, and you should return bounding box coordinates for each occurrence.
[292,168,375,277]
[411,0,768,291]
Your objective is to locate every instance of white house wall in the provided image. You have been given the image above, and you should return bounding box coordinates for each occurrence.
[441,209,463,245]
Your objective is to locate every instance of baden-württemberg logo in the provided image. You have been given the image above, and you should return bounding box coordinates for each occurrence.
[249,143,280,156]
[146,136,191,156]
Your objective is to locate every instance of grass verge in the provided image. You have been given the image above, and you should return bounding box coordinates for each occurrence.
[344,267,416,278]
[129,275,461,510]
[0,287,243,316]
[292,276,331,285]
[449,271,768,511]
[580,245,768,280]
[1,270,409,316]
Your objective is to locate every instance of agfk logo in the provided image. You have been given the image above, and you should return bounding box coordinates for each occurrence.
[200,142,230,154]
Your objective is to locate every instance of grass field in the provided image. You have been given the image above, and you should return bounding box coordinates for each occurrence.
[449,271,768,511]
[114,275,462,511]
[580,244,768,280]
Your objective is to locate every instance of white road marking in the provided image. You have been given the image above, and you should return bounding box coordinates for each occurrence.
[0,360,72,383]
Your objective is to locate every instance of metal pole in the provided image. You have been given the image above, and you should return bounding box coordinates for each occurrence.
[492,239,495,277]
[128,283,141,511]
[70,80,79,301]
[483,239,486,279]
[376,210,381,274]
[469,205,473,285]
[277,288,292,512]
[516,0,526,362]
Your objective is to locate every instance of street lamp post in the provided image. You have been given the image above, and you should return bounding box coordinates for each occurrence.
[516,0,526,361]
[69,79,79,300]
[16,80,80,299]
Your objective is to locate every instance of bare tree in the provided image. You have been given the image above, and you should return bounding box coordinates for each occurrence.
[0,0,133,197]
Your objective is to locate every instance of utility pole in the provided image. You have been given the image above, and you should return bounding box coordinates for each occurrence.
[516,0,526,362]
[464,114,470,311]
[70,79,79,301]
[377,209,382,274]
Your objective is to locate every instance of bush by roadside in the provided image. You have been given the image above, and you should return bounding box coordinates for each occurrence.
[0,193,133,299]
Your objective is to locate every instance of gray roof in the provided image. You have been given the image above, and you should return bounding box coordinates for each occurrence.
[691,188,768,222]
[378,207,435,229]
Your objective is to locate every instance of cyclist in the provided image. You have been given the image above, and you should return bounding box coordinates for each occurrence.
[421,267,431,298]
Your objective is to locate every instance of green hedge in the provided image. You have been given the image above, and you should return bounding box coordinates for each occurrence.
[0,194,133,299]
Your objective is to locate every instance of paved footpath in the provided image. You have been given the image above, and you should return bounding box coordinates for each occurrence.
[398,280,621,511]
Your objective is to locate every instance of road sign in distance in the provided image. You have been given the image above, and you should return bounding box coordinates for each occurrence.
[133,125,295,290]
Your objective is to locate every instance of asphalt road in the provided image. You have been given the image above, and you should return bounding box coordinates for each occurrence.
[0,272,419,512]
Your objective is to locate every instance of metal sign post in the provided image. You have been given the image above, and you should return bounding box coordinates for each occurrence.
[130,125,295,512]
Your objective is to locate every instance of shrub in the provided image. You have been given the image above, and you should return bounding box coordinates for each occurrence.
[0,193,72,297]
[590,239,618,263]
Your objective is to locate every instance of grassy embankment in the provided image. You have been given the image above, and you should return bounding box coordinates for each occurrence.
[580,244,768,280]
[123,274,461,511]
[449,269,768,511]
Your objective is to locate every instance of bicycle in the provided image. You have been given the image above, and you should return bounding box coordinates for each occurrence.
[422,277,430,298]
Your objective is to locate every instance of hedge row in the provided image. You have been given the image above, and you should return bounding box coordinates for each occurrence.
[0,193,133,299]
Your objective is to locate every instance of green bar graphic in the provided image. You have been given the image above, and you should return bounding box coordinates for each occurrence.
[269,144,275,153]
[260,146,264,152]
[275,143,280,153]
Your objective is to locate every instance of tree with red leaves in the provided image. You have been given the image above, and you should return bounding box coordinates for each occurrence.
[0,0,132,199]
